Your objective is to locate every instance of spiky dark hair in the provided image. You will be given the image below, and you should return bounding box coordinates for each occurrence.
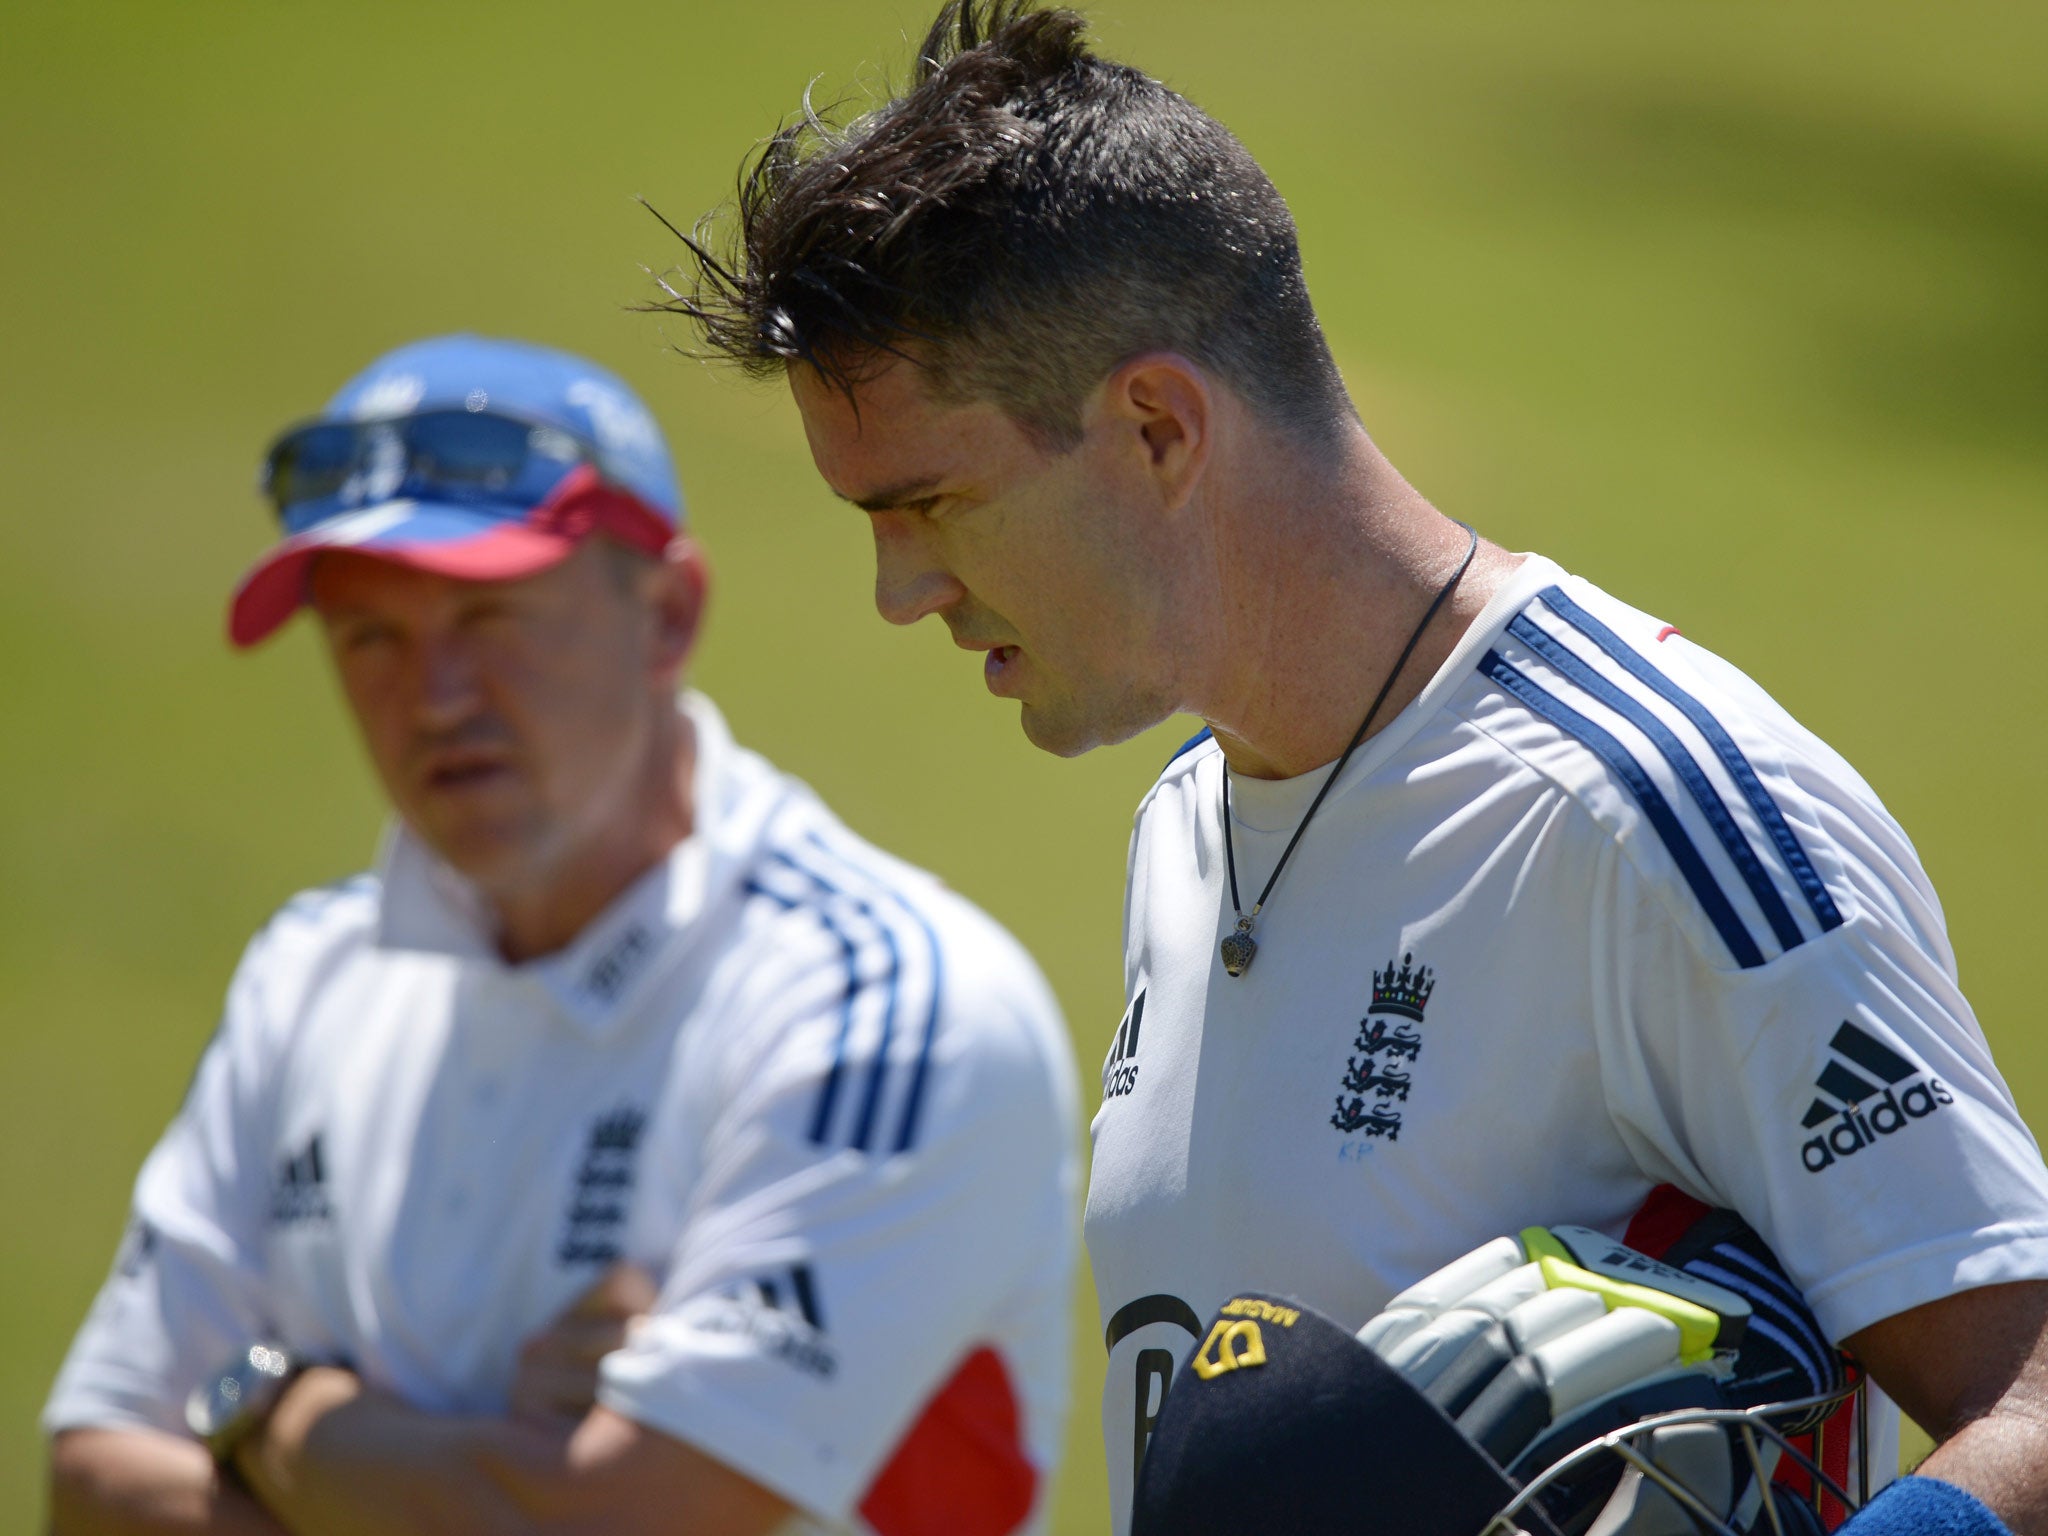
[651,0,1350,449]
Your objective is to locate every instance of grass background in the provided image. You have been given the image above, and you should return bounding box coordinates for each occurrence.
[3,0,2044,1525]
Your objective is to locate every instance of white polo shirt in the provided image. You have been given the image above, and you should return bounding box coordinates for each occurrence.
[46,693,1080,1536]
[1086,556,2048,1532]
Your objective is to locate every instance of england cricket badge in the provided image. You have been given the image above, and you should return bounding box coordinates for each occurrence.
[1331,952,1435,1140]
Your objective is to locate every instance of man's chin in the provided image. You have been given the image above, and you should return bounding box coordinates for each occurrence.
[1017,695,1170,759]
[407,812,543,890]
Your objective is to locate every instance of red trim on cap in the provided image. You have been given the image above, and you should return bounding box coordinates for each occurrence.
[858,1346,1036,1536]
[229,542,355,649]
[528,464,675,557]
[225,465,676,648]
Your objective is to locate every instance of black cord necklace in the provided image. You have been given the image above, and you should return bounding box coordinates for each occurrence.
[1219,521,1480,978]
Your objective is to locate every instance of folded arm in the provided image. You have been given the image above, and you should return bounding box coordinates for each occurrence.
[48,1426,291,1536]
[231,1366,792,1536]
[1850,1279,2048,1534]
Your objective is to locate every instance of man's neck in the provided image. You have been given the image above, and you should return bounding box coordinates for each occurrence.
[1190,423,1520,781]
[488,707,697,965]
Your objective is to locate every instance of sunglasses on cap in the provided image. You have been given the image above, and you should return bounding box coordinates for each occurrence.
[262,408,627,536]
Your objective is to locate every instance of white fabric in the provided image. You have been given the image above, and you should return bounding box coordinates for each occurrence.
[1087,556,2048,1533]
[46,693,1079,1534]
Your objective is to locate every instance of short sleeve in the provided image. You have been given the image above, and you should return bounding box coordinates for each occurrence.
[597,951,1076,1528]
[1596,850,2048,1344]
[43,934,283,1437]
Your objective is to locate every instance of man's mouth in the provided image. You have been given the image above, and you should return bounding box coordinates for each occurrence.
[984,645,1020,690]
[420,748,515,793]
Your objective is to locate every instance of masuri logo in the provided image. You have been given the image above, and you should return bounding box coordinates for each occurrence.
[1191,1319,1267,1380]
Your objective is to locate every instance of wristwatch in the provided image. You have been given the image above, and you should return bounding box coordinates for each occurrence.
[185,1342,300,1461]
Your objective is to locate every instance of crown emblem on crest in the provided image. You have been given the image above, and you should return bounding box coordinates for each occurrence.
[1368,953,1435,1021]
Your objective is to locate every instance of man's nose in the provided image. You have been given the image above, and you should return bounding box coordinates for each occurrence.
[871,514,965,627]
[413,632,485,727]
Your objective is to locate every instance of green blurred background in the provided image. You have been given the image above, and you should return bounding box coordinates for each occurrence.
[4,0,2044,1526]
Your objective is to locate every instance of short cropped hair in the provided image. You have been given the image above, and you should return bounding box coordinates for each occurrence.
[656,0,1353,450]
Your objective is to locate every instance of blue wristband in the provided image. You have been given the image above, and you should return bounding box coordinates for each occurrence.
[1843,1476,2011,1535]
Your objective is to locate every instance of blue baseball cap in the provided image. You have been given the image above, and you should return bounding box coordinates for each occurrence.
[229,334,683,647]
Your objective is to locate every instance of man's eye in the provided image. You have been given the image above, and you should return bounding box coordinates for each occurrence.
[465,600,540,635]
[340,622,399,652]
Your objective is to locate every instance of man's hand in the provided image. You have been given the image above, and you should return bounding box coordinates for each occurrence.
[233,1369,791,1536]
[232,1366,376,1530]
[223,1263,788,1536]
[508,1264,658,1426]
[49,1425,293,1535]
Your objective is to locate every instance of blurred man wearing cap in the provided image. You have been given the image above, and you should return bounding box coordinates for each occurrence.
[44,334,1080,1536]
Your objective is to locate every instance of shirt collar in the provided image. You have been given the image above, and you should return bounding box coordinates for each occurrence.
[372,691,778,1038]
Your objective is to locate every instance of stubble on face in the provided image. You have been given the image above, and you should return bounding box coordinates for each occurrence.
[789,359,1182,757]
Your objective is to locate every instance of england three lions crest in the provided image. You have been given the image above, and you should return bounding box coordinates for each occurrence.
[1331,953,1436,1140]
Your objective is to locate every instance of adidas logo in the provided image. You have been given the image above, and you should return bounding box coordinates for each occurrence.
[739,1262,827,1332]
[713,1262,837,1379]
[1102,989,1145,1100]
[271,1132,333,1225]
[1800,1021,1951,1174]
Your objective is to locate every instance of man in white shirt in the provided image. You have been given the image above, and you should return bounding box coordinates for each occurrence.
[44,333,1079,1536]
[662,3,2048,1532]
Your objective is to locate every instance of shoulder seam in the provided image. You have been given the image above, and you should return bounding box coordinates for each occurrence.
[1531,586,1843,936]
[1456,584,1848,971]
[1449,676,1760,977]
[1478,644,1768,969]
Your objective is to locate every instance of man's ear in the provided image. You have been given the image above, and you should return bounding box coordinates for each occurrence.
[1100,353,1213,513]
[646,539,710,683]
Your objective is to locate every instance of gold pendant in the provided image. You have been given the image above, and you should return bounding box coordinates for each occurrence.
[1220,917,1258,978]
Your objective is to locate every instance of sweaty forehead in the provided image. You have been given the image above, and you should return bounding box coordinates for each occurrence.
[788,359,1026,510]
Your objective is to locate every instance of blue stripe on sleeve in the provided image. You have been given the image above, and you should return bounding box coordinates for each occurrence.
[798,831,942,1155]
[847,919,902,1151]
[754,869,866,1147]
[743,877,845,1146]
[773,848,907,1154]
[890,923,945,1154]
[1480,650,1766,969]
[1537,587,1844,935]
[797,832,947,1154]
[1508,614,1808,954]
[754,827,946,1157]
